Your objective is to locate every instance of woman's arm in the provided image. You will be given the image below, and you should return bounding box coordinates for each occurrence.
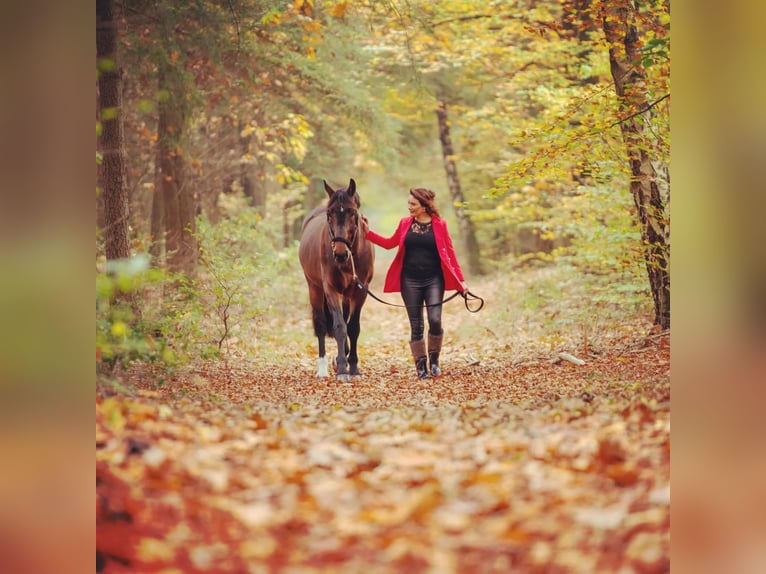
[362,216,402,250]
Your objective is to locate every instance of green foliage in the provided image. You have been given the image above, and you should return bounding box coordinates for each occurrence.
[191,206,280,352]
[162,193,304,358]
[96,255,174,371]
[97,193,305,373]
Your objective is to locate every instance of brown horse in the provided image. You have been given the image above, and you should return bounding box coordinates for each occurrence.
[298,179,375,382]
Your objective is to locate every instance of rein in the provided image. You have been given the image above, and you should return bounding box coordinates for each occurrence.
[361,284,485,313]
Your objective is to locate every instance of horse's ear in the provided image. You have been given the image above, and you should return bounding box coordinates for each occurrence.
[323,179,334,198]
[348,178,356,196]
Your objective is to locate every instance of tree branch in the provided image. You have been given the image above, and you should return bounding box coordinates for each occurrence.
[432,12,565,38]
[226,0,242,59]
[608,93,669,129]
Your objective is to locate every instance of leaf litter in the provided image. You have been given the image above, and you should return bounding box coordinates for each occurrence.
[97,273,669,573]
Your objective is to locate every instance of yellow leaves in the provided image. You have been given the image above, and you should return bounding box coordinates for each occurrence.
[239,123,255,138]
[292,0,310,12]
[330,1,349,19]
[111,321,128,338]
[302,20,322,35]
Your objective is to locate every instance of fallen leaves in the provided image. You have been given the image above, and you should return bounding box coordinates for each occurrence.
[97,266,671,572]
[96,339,669,573]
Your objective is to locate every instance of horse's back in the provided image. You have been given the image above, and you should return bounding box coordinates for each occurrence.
[298,209,327,282]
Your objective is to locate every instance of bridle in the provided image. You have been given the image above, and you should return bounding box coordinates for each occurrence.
[327,204,359,256]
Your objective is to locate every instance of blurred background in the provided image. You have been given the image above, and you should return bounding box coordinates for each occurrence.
[93,0,669,369]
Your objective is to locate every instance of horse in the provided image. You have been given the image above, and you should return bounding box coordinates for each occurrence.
[298,178,375,382]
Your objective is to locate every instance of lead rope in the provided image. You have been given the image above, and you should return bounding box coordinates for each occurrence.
[349,218,484,313]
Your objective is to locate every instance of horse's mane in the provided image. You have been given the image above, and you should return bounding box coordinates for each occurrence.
[301,206,327,232]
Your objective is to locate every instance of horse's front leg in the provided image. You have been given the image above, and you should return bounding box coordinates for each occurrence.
[308,287,330,378]
[328,304,351,383]
[316,333,329,378]
[347,307,362,377]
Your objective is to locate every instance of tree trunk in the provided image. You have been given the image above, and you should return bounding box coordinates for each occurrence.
[435,99,483,276]
[156,57,197,276]
[602,0,670,329]
[238,121,257,207]
[149,144,164,266]
[96,0,130,263]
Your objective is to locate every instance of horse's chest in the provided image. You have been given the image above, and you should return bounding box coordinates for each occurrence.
[323,265,357,294]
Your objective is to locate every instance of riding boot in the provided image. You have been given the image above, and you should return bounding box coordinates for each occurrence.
[409,339,429,379]
[428,333,443,377]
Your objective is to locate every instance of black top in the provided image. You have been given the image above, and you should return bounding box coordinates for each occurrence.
[402,220,441,280]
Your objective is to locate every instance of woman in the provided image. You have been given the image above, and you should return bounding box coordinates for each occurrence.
[362,188,468,379]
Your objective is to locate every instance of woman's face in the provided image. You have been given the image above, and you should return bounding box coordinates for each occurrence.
[408,196,427,218]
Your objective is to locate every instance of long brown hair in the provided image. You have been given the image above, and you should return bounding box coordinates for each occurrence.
[409,187,440,218]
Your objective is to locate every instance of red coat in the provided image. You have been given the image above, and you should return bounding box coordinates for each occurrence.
[366,216,466,293]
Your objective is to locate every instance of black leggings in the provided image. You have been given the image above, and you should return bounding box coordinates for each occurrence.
[400,273,444,341]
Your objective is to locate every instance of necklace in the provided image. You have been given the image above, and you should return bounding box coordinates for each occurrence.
[411,219,432,234]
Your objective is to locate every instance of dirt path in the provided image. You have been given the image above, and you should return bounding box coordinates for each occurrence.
[97,272,670,573]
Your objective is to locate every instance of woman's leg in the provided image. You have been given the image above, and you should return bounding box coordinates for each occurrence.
[400,275,426,342]
[424,274,445,376]
[424,273,445,336]
[400,275,429,378]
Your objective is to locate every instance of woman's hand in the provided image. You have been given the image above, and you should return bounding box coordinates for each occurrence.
[360,214,369,234]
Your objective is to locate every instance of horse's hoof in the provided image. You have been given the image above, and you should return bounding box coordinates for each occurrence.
[336,373,352,384]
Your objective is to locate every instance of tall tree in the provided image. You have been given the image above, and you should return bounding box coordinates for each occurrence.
[601,0,670,329]
[435,98,482,275]
[97,0,130,263]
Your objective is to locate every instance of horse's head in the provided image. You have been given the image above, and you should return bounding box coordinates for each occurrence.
[324,178,361,263]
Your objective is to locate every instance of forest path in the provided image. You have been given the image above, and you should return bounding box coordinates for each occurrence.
[97,270,670,573]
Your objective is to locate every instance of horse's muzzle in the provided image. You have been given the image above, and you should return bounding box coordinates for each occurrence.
[334,251,350,263]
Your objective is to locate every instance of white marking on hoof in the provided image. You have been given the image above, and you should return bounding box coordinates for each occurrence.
[336,373,352,384]
[316,356,329,378]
